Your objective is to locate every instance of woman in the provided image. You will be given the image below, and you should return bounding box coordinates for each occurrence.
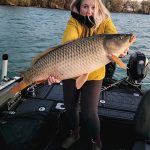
[48,0,128,149]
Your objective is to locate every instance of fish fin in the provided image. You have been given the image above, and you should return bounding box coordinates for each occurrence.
[110,54,128,69]
[32,47,55,66]
[76,73,89,89]
[11,80,30,94]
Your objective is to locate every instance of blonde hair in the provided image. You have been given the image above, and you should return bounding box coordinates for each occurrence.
[70,0,111,29]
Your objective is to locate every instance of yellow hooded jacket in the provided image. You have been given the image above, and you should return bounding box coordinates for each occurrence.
[62,16,117,81]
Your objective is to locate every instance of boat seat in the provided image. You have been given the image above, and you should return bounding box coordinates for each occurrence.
[132,90,150,150]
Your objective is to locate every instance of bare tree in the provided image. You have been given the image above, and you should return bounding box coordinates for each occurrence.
[141,0,150,14]
[102,0,112,11]
[105,0,127,12]
[129,1,140,12]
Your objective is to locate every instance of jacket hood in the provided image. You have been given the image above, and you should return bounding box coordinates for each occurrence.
[71,11,95,28]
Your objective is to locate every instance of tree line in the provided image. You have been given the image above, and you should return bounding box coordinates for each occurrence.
[1,0,150,14]
[103,0,150,14]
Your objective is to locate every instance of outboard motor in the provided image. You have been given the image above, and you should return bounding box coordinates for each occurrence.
[127,52,148,84]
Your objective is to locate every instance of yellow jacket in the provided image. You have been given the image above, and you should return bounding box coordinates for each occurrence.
[62,16,117,81]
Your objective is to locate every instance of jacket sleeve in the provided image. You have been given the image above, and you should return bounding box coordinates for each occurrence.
[62,17,80,44]
[104,18,117,34]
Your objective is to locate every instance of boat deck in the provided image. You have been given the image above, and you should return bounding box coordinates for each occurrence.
[0,79,143,150]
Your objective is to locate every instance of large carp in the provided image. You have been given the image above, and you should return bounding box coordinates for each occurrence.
[11,33,136,93]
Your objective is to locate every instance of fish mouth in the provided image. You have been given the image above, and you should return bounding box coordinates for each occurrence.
[120,35,136,56]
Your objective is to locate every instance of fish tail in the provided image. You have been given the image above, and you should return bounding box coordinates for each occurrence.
[11,80,30,94]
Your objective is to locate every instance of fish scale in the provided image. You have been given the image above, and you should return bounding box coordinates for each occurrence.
[26,34,135,83]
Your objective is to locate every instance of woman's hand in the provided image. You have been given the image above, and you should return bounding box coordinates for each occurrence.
[119,48,129,58]
[48,76,61,85]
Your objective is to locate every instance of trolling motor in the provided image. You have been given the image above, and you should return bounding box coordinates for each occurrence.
[127,52,148,85]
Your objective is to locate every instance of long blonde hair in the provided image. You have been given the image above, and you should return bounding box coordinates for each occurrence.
[70,0,111,29]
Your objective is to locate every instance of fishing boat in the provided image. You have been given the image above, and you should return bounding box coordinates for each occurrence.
[0,52,150,150]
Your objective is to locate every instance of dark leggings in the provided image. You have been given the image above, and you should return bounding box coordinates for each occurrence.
[62,79,102,141]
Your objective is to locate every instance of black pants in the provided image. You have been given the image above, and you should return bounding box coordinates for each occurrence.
[62,79,102,141]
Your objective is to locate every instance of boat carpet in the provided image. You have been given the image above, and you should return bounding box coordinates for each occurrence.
[31,83,142,122]
[24,83,142,150]
[0,82,143,150]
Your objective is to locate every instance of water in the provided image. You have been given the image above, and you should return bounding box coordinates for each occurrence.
[0,6,150,90]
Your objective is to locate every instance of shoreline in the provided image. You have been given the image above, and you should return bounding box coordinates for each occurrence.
[0,0,149,15]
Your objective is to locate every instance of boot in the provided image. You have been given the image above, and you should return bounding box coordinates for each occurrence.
[91,139,102,150]
[61,129,80,149]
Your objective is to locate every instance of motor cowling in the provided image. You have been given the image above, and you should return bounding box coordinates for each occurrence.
[127,52,148,83]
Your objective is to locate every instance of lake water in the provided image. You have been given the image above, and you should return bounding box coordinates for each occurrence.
[0,6,150,90]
